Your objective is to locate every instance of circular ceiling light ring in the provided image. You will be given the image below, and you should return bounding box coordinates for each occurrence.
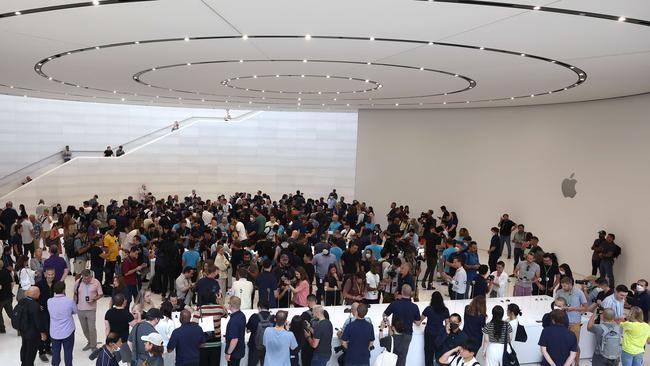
[220,74,381,95]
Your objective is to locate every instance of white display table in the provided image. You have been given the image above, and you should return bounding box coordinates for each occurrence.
[215,295,594,365]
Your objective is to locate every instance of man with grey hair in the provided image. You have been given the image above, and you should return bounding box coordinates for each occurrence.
[74,269,103,352]
[588,308,622,366]
[305,305,333,366]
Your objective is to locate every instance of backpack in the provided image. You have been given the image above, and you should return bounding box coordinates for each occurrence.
[598,323,622,360]
[11,298,30,332]
[64,237,76,258]
[611,244,622,259]
[255,313,274,351]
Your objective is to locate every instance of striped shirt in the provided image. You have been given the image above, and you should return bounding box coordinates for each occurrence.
[193,304,227,347]
[481,322,513,343]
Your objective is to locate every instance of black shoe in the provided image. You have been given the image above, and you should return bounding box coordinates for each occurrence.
[507,256,511,259]
[0,329,5,334]
[427,284,435,290]
[39,354,49,362]
[421,281,427,289]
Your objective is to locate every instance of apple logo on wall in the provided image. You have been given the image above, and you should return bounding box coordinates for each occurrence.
[562,173,577,198]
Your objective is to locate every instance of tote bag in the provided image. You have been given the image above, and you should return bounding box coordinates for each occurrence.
[502,323,520,366]
[373,336,399,366]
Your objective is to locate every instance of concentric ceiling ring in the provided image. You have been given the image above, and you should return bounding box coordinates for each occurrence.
[33,35,587,107]
[131,59,475,101]
[219,74,382,95]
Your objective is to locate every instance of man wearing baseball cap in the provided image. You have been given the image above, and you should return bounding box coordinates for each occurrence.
[590,230,607,276]
[140,332,164,366]
[128,308,162,366]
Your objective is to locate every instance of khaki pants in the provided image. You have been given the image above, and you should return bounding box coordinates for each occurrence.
[569,322,582,343]
[77,310,97,348]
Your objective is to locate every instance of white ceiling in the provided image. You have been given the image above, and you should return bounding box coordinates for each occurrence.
[0,0,648,110]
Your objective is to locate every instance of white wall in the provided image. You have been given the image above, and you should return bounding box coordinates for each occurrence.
[0,94,227,177]
[356,94,650,286]
[4,111,357,210]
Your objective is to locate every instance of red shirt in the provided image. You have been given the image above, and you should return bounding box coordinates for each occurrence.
[121,258,139,285]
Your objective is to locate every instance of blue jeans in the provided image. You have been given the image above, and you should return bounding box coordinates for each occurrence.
[52,332,74,366]
[599,260,615,288]
[127,284,139,304]
[312,353,331,366]
[500,235,511,258]
[621,351,643,366]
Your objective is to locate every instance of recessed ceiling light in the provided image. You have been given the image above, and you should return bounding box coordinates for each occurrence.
[618,16,626,22]
[454,74,459,77]
[318,91,322,95]
[9,85,14,89]
[92,0,100,5]
[301,74,305,78]
[242,35,248,40]
[184,37,190,42]
[253,75,257,78]
[248,101,252,104]
[378,85,382,88]
[186,63,191,66]
[95,46,100,50]
[113,90,117,94]
[275,75,279,77]
[333,98,337,101]
[66,52,71,55]
[365,79,369,83]
[135,41,140,45]
[479,47,485,50]
[510,97,515,100]
[395,103,399,106]
[152,68,156,71]
[336,92,340,94]
[369,37,375,41]
[261,90,265,92]
[239,60,244,63]
[121,98,125,102]
[420,67,424,71]
[428,42,433,45]
[570,66,575,69]
[48,57,52,60]
[48,77,52,80]
[419,103,423,105]
[298,98,301,101]
[305,34,312,40]
[465,101,470,103]
[326,75,330,78]
[533,5,541,10]
[322,103,325,106]
[530,94,535,97]
[520,53,526,57]
[443,102,447,105]
[156,95,159,98]
[302,59,307,63]
[14,11,21,15]
[367,62,372,65]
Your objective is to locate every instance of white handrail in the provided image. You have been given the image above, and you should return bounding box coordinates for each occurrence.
[0,111,262,200]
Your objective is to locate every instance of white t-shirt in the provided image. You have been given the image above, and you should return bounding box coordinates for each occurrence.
[365,271,380,300]
[21,220,34,244]
[490,271,509,297]
[155,317,176,347]
[231,279,254,309]
[201,210,213,225]
[452,267,467,294]
[40,215,52,231]
[235,221,248,240]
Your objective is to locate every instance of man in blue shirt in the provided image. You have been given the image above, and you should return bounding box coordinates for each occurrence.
[384,284,421,335]
[225,296,246,365]
[364,235,383,260]
[263,310,298,366]
[341,303,375,366]
[328,215,342,233]
[194,263,221,305]
[538,309,578,366]
[463,242,480,283]
[167,309,205,366]
[601,285,628,322]
[256,260,278,308]
[181,241,201,270]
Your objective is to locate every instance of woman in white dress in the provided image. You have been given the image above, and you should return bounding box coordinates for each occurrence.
[481,305,513,366]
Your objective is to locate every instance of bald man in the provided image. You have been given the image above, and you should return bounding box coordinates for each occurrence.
[383,284,421,361]
[20,286,45,366]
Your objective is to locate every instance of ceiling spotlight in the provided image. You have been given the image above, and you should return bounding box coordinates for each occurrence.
[395,103,399,106]
[443,102,447,105]
[242,34,248,40]
[48,77,52,80]
[369,37,375,41]
[92,0,100,5]
[533,5,541,10]
[298,97,301,101]
[333,98,337,101]
[186,63,191,66]
[454,74,459,77]
[184,37,190,41]
[520,53,526,56]
[152,68,156,71]
[318,91,322,95]
[239,60,244,63]
[326,75,330,78]
[428,42,433,45]
[253,75,257,78]
[479,47,485,50]
[66,52,71,55]
[135,41,140,45]
[248,101,252,104]
[261,90,265,92]
[113,90,117,94]
[14,11,21,15]
[510,97,515,100]
[419,67,424,71]
[365,79,369,83]
[121,98,125,102]
[95,46,100,50]
[530,94,535,97]
[618,16,626,22]
[305,34,312,40]
[301,74,305,78]
[378,84,382,88]
[322,103,325,106]
[303,59,308,63]
[367,62,372,65]
[9,85,14,89]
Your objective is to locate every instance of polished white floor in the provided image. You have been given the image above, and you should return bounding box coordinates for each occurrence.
[1,254,648,365]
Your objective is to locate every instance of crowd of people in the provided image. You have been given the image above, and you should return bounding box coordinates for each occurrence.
[0,188,648,366]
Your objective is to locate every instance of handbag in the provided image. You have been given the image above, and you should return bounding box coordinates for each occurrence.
[514,322,527,342]
[502,323,520,366]
[373,336,399,366]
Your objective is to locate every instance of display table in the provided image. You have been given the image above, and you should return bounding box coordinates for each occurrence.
[215,295,594,365]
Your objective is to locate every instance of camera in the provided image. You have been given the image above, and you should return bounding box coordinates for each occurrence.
[487,275,495,282]
[575,279,589,285]
[387,270,397,278]
[449,322,459,332]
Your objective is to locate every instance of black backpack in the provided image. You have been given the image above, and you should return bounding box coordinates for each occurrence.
[11,298,30,332]
[612,244,622,259]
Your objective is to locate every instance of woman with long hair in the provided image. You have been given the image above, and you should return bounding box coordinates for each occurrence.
[289,315,305,366]
[379,318,410,366]
[109,276,131,308]
[286,267,310,307]
[421,291,450,366]
[141,333,164,366]
[135,289,156,317]
[620,306,650,366]
[481,305,513,366]
[324,264,342,306]
[463,295,487,345]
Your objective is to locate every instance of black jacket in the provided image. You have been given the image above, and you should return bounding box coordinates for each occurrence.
[19,296,44,339]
